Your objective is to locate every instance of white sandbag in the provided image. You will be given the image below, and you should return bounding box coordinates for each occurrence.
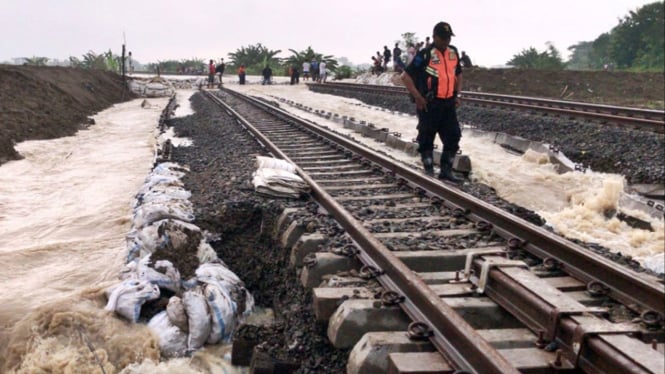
[133,201,195,228]
[204,283,237,344]
[197,241,219,264]
[137,256,181,293]
[126,223,163,261]
[141,175,182,192]
[152,162,189,177]
[104,279,160,322]
[147,311,188,358]
[166,296,189,333]
[256,156,296,173]
[195,262,242,286]
[141,186,192,204]
[183,287,211,351]
[196,262,255,317]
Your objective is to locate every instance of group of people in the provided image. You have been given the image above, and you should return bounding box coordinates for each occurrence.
[372,40,472,75]
[206,58,329,87]
[300,59,327,83]
[207,58,227,88]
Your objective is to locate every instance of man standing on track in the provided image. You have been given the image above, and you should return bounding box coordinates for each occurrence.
[400,21,464,183]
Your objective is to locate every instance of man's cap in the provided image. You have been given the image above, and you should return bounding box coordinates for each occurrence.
[433,22,455,38]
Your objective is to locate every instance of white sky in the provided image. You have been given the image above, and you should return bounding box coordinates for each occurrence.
[0,0,656,68]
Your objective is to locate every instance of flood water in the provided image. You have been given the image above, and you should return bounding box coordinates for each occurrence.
[0,82,662,372]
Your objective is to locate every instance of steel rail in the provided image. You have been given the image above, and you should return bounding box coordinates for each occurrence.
[204,89,664,372]
[313,82,665,133]
[214,89,664,316]
[204,90,517,373]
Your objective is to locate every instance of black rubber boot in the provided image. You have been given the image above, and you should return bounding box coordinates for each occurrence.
[421,150,434,176]
[438,151,462,183]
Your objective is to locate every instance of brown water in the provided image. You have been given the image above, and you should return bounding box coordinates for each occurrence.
[0,98,167,372]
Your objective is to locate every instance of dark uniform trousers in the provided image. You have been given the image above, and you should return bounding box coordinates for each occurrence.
[416,97,461,154]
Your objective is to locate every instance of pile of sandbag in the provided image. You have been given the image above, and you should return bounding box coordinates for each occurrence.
[105,161,254,357]
[252,156,310,198]
[128,76,176,97]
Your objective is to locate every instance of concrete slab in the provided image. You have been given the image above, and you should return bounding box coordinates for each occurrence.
[289,233,326,267]
[388,352,453,374]
[313,287,375,322]
[499,348,559,373]
[280,220,307,249]
[347,332,435,374]
[394,246,504,272]
[300,252,362,288]
[327,299,411,348]
[273,207,300,240]
[478,328,536,349]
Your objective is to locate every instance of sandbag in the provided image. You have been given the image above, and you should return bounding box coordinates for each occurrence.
[104,279,160,322]
[166,296,189,333]
[204,283,237,344]
[183,287,211,351]
[197,241,219,264]
[133,201,195,228]
[147,311,188,358]
[137,256,181,293]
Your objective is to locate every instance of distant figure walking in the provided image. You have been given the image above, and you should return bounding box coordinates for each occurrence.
[310,59,319,82]
[238,64,246,85]
[207,59,216,89]
[393,42,405,72]
[383,46,392,70]
[290,65,300,85]
[262,65,273,85]
[318,60,327,83]
[406,43,416,66]
[302,60,310,81]
[460,51,473,68]
[215,58,226,85]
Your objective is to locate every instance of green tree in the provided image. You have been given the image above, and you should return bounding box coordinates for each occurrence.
[69,50,120,70]
[609,2,664,70]
[227,43,282,75]
[507,43,565,70]
[566,2,663,71]
[283,46,339,74]
[23,56,49,66]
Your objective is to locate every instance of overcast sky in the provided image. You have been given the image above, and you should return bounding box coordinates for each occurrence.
[0,0,656,67]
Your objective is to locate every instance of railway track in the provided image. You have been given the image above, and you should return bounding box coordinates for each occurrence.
[312,82,665,134]
[204,89,664,373]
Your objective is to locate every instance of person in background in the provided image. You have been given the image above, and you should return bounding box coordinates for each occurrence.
[262,65,273,85]
[383,46,392,70]
[371,55,382,74]
[310,59,319,83]
[424,36,431,49]
[290,65,300,84]
[318,60,327,83]
[302,60,310,81]
[406,43,416,66]
[215,58,226,85]
[207,59,216,89]
[401,21,464,183]
[393,42,405,72]
[238,64,246,85]
[460,51,473,68]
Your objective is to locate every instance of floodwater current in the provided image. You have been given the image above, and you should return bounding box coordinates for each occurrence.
[0,83,662,372]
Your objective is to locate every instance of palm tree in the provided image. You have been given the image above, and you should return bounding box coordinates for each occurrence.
[227,43,282,74]
[284,46,339,72]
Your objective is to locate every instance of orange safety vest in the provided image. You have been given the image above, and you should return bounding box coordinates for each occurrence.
[425,48,458,99]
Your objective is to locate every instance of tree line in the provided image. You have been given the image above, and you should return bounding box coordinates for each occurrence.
[509,1,663,71]
[16,1,662,73]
